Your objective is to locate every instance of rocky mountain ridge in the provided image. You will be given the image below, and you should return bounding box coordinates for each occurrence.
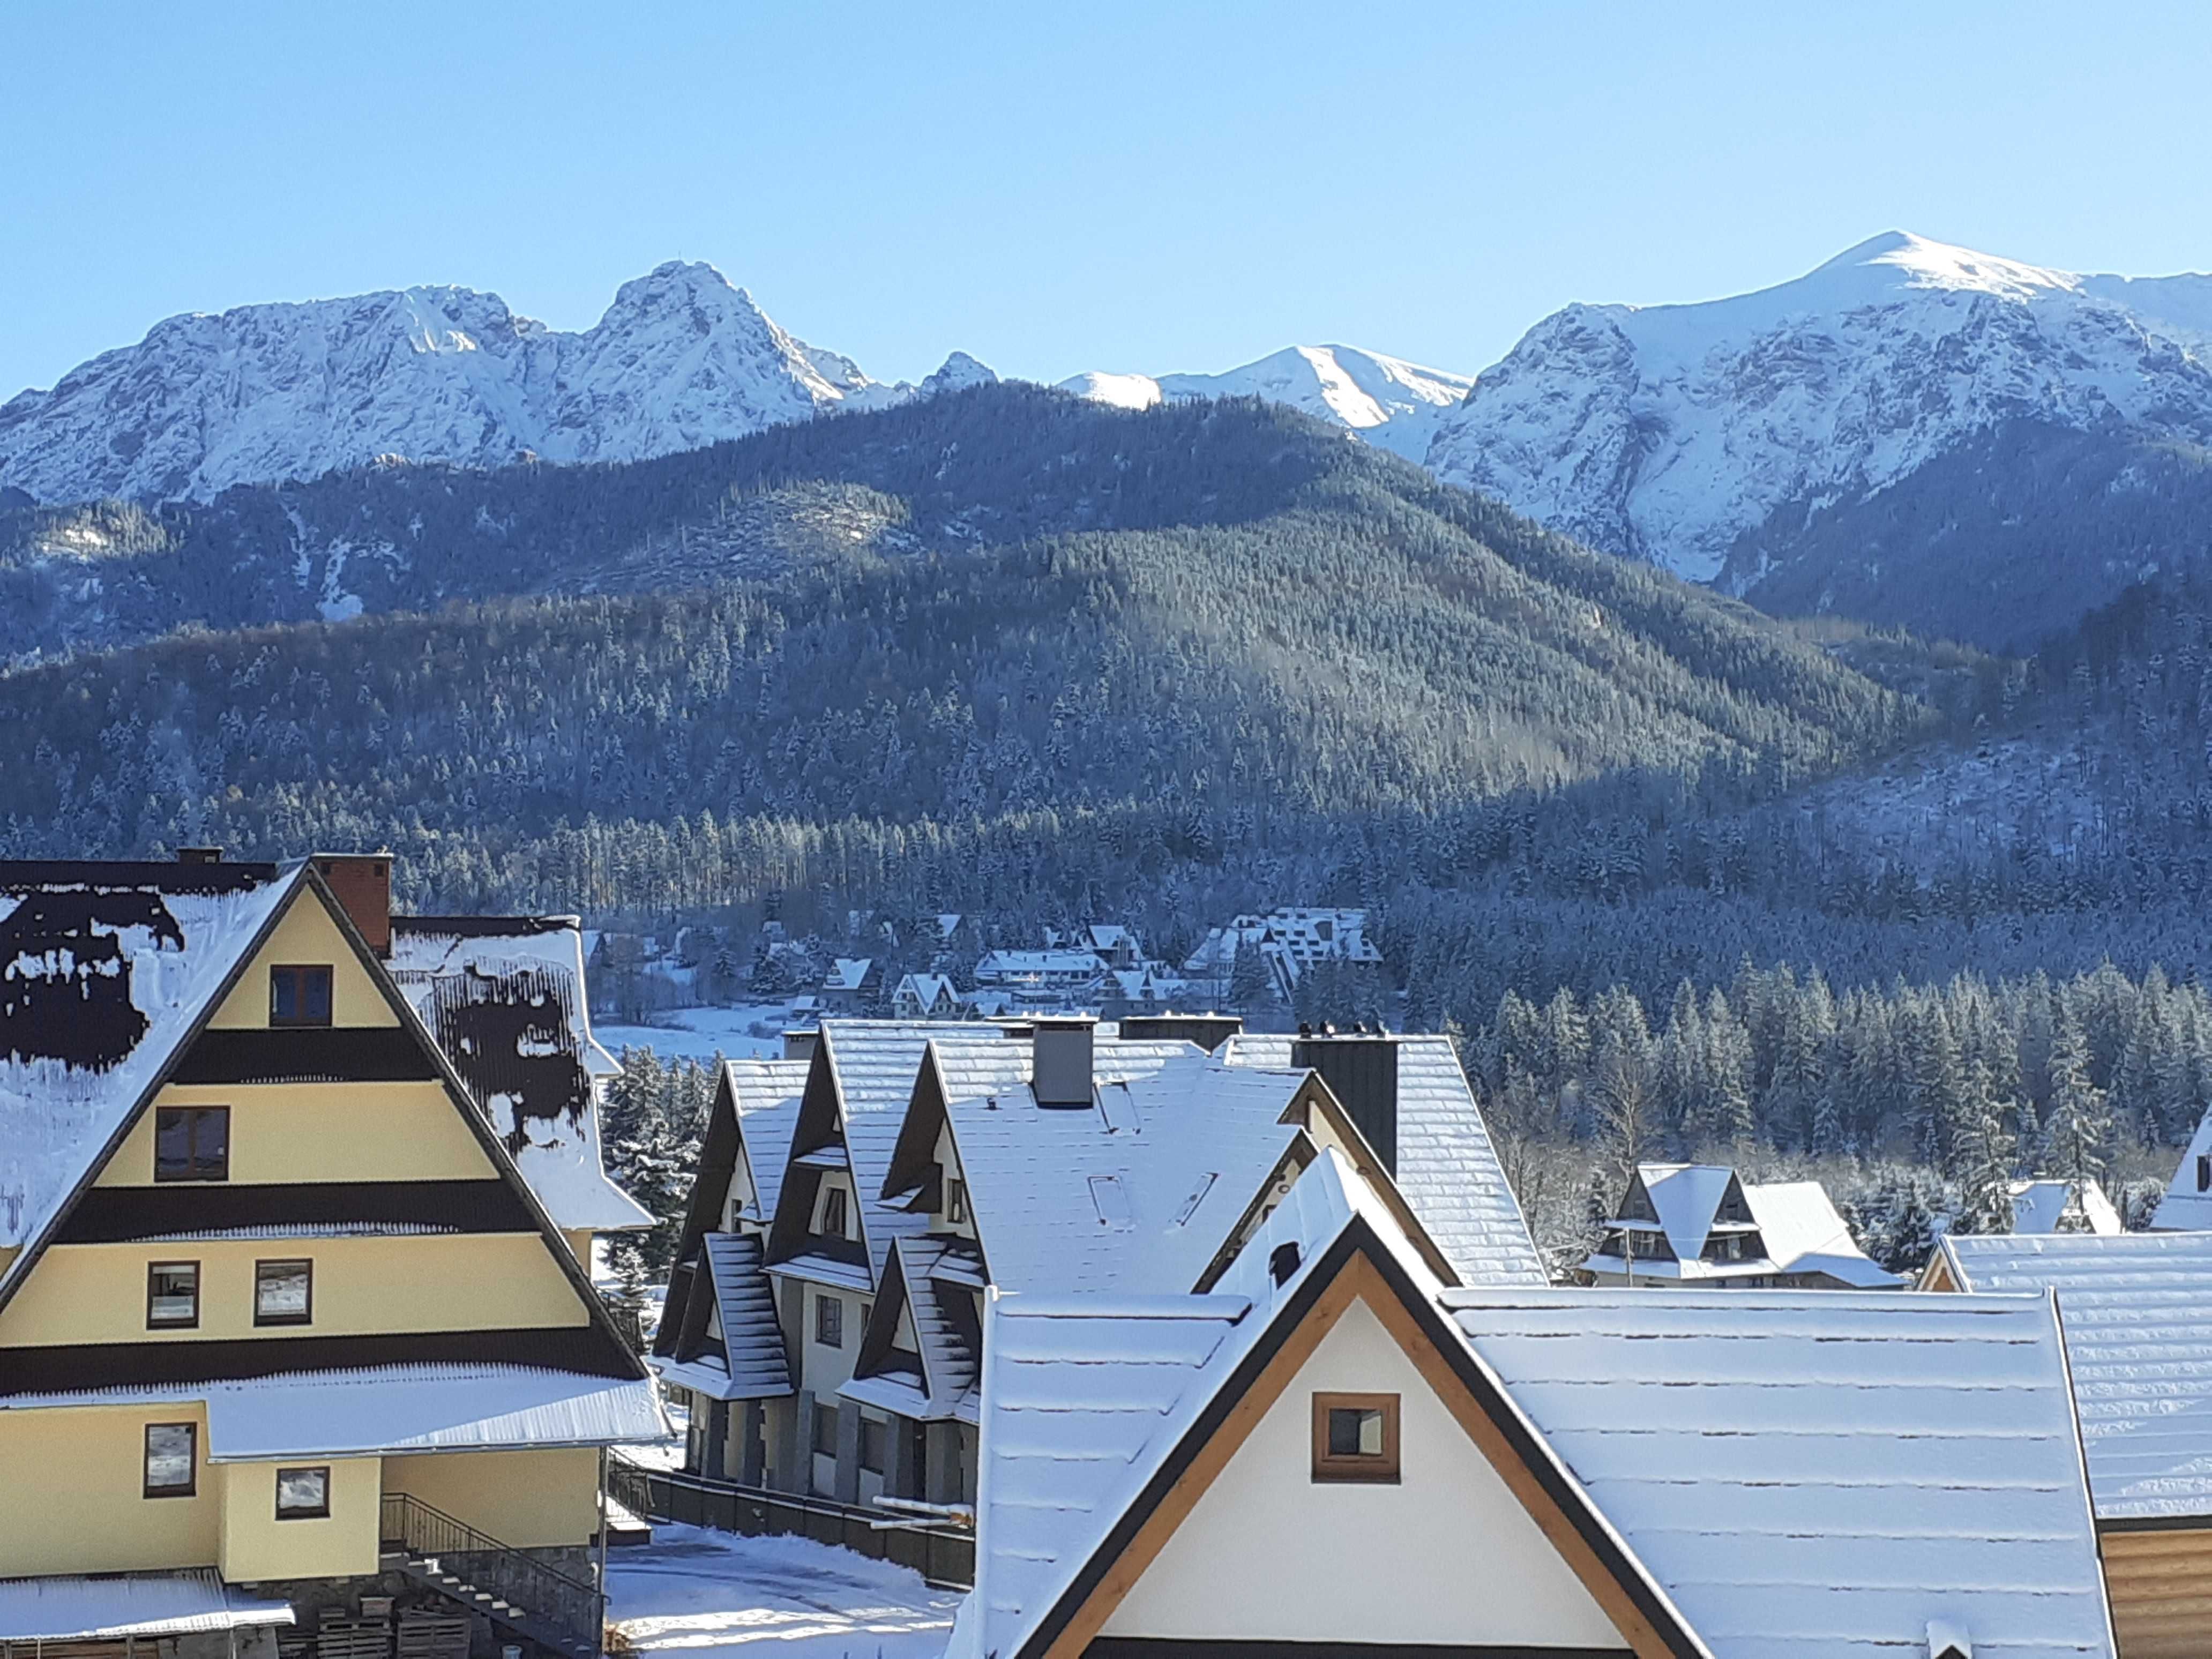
[0,261,992,504]
[1425,231,2212,585]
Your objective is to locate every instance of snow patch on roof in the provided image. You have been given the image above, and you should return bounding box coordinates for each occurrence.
[0,1572,294,1642]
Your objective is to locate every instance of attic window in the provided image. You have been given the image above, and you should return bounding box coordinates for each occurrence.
[1312,1392,1399,1484]
[945,1176,968,1226]
[270,965,333,1028]
[2198,1154,2209,1194]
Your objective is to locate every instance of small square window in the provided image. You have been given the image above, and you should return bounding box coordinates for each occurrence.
[270,965,334,1028]
[1311,1392,1400,1484]
[811,1401,839,1457]
[820,1184,849,1239]
[275,1466,331,1520]
[255,1259,313,1326]
[144,1422,197,1498]
[154,1107,229,1183]
[815,1293,844,1349]
[147,1261,200,1329]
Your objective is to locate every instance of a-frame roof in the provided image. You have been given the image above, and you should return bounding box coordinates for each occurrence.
[960,1152,1706,1659]
[0,862,644,1381]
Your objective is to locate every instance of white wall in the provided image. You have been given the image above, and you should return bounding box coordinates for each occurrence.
[1100,1296,1626,1650]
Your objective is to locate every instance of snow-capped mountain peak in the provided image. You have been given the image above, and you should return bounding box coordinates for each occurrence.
[1427,231,2212,581]
[1057,343,1473,459]
[0,263,914,504]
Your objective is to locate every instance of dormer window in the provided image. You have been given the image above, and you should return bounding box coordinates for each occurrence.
[945,1177,968,1226]
[270,965,333,1028]
[820,1184,849,1239]
[2198,1154,2209,1194]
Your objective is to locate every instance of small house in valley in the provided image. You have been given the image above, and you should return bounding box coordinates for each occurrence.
[1584,1163,1902,1289]
[890,973,961,1021]
[2009,1177,2121,1236]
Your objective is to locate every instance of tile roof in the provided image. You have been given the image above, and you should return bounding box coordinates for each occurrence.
[388,916,651,1232]
[1934,1229,2212,1520]
[0,861,303,1264]
[0,1571,295,1642]
[1449,1288,2113,1659]
[1222,1033,1543,1285]
[721,1057,808,1225]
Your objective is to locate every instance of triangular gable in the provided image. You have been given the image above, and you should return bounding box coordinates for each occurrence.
[990,1185,1705,1659]
[658,1058,806,1359]
[1,865,643,1379]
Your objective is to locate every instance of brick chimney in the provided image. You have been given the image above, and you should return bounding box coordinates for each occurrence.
[312,853,392,958]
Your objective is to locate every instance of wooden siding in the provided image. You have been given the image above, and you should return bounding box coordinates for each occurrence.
[2103,1526,2212,1657]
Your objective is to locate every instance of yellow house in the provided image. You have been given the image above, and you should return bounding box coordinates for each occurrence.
[0,855,662,1659]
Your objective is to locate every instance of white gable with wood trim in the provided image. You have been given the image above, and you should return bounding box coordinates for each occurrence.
[1098,1290,1621,1649]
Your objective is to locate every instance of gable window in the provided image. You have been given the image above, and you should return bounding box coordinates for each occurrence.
[275,1466,331,1520]
[1311,1392,1400,1484]
[815,1292,845,1348]
[945,1176,968,1226]
[811,1401,839,1458]
[2199,1154,2209,1194]
[255,1259,313,1326]
[154,1107,229,1183]
[144,1422,197,1498]
[147,1262,200,1329]
[269,965,334,1028]
[820,1184,849,1239]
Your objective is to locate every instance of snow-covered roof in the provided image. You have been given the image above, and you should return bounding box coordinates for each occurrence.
[826,957,875,990]
[1932,1230,2212,1520]
[0,1571,294,1642]
[1450,1288,2113,1659]
[683,1234,792,1400]
[0,1363,668,1456]
[0,860,305,1265]
[1744,1180,1904,1288]
[975,950,1103,977]
[958,1152,1454,1659]
[389,915,652,1233]
[722,1057,808,1226]
[2152,1112,2212,1229]
[936,1038,1304,1295]
[2010,1178,2121,1236]
[843,1235,980,1424]
[1221,1033,1544,1285]
[1637,1163,1748,1257]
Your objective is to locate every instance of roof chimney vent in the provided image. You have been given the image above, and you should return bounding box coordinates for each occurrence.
[311,853,392,958]
[1294,1029,1401,1175]
[782,1029,819,1062]
[177,847,223,865]
[1033,1018,1095,1108]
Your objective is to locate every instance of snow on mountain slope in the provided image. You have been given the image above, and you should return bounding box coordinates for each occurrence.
[0,263,960,504]
[1058,344,1474,460]
[1426,231,2212,582]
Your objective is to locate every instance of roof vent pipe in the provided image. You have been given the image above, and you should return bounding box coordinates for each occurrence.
[1033,1018,1095,1108]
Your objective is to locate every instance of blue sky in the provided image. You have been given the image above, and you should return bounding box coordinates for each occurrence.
[5,1,2210,398]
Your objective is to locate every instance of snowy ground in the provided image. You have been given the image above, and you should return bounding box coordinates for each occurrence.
[597,1003,798,1063]
[606,1527,958,1659]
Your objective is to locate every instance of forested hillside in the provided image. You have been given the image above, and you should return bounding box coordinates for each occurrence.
[0,389,1925,918]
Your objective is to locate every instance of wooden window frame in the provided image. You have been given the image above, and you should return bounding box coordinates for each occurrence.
[815,1292,844,1349]
[153,1105,230,1183]
[146,1260,201,1331]
[1311,1391,1401,1484]
[274,1465,332,1520]
[144,1421,198,1498]
[254,1258,315,1327]
[268,963,335,1028]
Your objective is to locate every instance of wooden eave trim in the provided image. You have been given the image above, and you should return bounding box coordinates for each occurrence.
[299,865,648,1381]
[1025,1223,1706,1659]
[0,863,314,1323]
[1289,1074,1462,1289]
